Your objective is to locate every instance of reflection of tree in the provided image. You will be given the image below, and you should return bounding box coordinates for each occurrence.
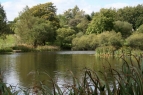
[0,52,125,92]
[16,52,57,88]
[55,54,124,85]
[55,54,97,81]
[0,54,20,85]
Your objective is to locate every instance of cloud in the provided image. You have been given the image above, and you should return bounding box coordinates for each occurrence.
[51,0,100,14]
[105,3,128,9]
[1,0,142,21]
[2,0,39,21]
[51,0,78,13]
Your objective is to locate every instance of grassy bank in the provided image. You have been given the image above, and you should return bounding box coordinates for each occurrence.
[0,35,60,53]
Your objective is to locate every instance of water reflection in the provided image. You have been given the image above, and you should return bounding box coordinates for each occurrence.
[0,51,123,90]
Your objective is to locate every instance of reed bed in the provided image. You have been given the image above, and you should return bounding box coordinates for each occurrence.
[96,46,143,58]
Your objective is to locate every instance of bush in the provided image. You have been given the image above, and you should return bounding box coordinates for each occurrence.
[137,24,143,33]
[0,47,13,53]
[36,46,60,51]
[126,32,143,50]
[12,45,34,52]
[72,34,99,50]
[113,21,132,38]
[72,31,122,50]
[97,31,122,48]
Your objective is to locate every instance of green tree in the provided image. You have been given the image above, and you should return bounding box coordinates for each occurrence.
[77,17,89,33]
[116,4,143,30]
[15,6,55,47]
[86,8,116,34]
[59,5,90,33]
[56,28,76,48]
[58,14,68,27]
[29,2,60,29]
[0,4,10,38]
[113,21,132,38]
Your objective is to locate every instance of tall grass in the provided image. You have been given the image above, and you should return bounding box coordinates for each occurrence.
[0,35,16,49]
[95,46,142,58]
[96,46,116,57]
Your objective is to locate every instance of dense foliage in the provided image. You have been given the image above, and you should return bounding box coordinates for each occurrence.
[0,4,11,38]
[56,27,76,48]
[1,2,143,50]
[86,8,116,34]
[15,3,58,47]
[126,32,143,50]
[113,21,132,38]
[72,31,122,50]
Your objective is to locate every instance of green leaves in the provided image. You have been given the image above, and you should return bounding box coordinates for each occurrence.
[117,4,143,30]
[0,4,10,37]
[15,3,58,47]
[56,28,76,48]
[86,8,116,34]
[137,24,143,33]
[72,31,122,50]
[30,2,60,29]
[126,32,143,50]
[113,21,132,38]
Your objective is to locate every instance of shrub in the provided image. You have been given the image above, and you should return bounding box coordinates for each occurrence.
[137,24,143,33]
[113,21,132,38]
[12,45,34,52]
[126,32,143,50]
[36,46,60,51]
[97,31,122,48]
[72,34,99,50]
[0,47,13,53]
[72,31,122,50]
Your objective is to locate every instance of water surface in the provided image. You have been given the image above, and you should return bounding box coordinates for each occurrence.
[0,51,123,90]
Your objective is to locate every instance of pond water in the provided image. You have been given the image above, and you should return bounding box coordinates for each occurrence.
[0,51,124,91]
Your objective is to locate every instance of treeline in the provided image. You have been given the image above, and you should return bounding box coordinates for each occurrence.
[1,2,143,50]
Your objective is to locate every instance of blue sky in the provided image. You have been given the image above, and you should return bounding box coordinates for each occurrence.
[1,0,143,21]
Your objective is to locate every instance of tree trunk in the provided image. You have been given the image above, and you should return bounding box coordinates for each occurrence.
[43,40,46,46]
[34,40,37,48]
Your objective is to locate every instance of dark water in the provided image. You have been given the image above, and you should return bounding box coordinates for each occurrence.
[0,51,123,90]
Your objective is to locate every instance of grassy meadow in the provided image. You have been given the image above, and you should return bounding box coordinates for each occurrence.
[0,35,16,49]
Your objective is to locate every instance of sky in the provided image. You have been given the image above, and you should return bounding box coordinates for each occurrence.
[1,0,143,21]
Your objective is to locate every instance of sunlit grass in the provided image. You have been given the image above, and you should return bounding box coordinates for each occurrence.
[0,35,16,49]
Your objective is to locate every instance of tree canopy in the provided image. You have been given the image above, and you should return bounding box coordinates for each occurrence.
[2,2,143,50]
[56,27,76,48]
[58,5,90,33]
[113,21,132,38]
[15,6,56,47]
[86,8,116,34]
[0,4,10,38]
[29,2,60,29]
[117,4,143,30]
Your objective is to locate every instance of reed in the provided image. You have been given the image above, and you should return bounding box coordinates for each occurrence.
[96,46,143,58]
[96,46,116,57]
